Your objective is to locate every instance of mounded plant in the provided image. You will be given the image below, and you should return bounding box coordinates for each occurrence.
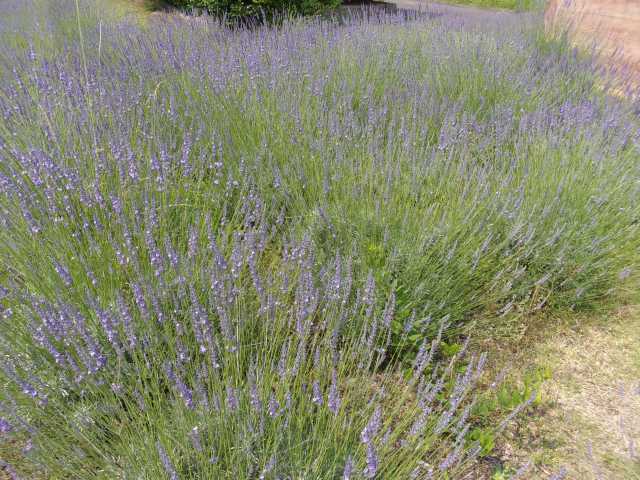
[165,0,341,19]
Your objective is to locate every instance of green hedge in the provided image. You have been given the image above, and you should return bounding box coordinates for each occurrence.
[166,0,341,19]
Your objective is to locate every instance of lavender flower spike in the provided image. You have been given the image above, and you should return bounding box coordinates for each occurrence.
[328,369,341,415]
[226,385,239,412]
[361,406,382,444]
[342,455,354,480]
[363,442,379,479]
[312,380,323,406]
[156,441,178,480]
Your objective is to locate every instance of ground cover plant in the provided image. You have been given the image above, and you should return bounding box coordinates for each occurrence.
[0,0,639,478]
[437,0,541,11]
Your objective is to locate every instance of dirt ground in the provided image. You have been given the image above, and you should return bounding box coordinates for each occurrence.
[473,306,640,479]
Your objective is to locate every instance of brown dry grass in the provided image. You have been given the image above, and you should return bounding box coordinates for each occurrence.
[473,304,640,479]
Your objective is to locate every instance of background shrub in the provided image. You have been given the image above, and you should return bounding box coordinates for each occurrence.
[165,0,341,19]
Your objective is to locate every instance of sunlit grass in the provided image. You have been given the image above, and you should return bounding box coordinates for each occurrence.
[436,0,544,11]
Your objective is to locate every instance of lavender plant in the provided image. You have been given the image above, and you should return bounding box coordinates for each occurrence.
[0,217,490,478]
[0,0,639,477]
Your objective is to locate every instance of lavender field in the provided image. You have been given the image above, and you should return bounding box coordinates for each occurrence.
[0,0,639,478]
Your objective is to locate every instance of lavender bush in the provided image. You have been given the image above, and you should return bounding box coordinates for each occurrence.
[0,0,639,477]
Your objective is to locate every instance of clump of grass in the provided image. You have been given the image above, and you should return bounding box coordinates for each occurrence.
[435,0,543,11]
[0,0,638,477]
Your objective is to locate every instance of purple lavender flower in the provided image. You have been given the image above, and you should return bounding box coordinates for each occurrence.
[277,339,290,379]
[311,380,323,406]
[363,442,378,478]
[226,385,239,412]
[342,455,354,480]
[291,338,307,377]
[21,204,40,235]
[259,455,276,480]
[0,460,21,480]
[382,292,395,328]
[180,133,192,177]
[549,467,568,480]
[268,393,280,418]
[408,407,432,437]
[619,267,632,280]
[328,369,341,415]
[438,442,462,472]
[53,261,72,287]
[95,307,121,353]
[150,154,164,186]
[362,272,375,315]
[116,293,136,350]
[164,363,194,409]
[145,229,164,278]
[190,426,203,453]
[131,283,149,323]
[128,157,139,182]
[156,441,178,480]
[511,461,532,479]
[22,439,33,454]
[361,406,382,444]
[402,310,417,335]
[0,417,12,434]
[133,389,146,411]
[165,237,180,271]
[110,194,123,216]
[188,225,199,259]
[249,370,262,412]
